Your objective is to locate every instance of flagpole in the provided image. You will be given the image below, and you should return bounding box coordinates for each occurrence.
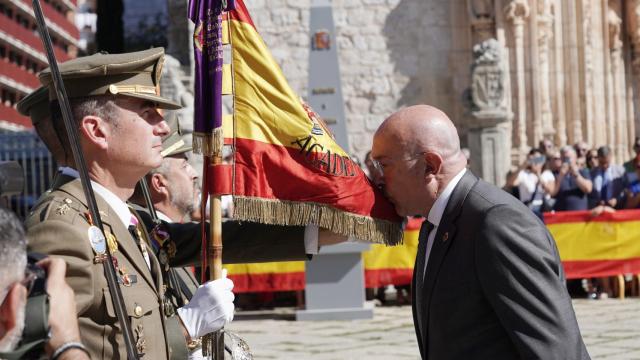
[208,155,225,359]
[189,0,233,355]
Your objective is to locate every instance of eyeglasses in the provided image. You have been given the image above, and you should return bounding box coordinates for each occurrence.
[371,152,425,176]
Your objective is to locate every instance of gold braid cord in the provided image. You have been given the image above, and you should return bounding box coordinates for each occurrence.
[233,196,404,245]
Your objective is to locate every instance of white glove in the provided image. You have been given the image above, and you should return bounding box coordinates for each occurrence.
[188,347,205,360]
[177,269,235,339]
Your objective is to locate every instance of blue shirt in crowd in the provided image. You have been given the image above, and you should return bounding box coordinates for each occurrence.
[553,168,591,211]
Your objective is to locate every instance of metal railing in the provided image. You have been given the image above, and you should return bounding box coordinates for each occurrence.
[0,130,55,219]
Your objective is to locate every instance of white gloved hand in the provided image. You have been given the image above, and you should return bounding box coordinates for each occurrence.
[177,269,235,339]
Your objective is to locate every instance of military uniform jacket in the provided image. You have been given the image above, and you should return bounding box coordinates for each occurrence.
[26,178,173,359]
[26,176,309,359]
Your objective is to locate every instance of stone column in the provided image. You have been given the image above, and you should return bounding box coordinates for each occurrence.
[627,0,640,152]
[537,0,555,140]
[551,0,567,146]
[467,39,513,187]
[580,0,595,145]
[565,0,583,145]
[603,2,617,149]
[504,0,530,159]
[609,6,627,161]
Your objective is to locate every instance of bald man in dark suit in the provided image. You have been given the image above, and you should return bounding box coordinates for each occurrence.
[371,105,590,360]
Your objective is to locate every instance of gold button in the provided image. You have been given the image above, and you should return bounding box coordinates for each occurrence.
[134,304,143,317]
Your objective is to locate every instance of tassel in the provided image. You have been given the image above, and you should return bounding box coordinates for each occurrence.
[192,128,224,157]
[232,196,404,245]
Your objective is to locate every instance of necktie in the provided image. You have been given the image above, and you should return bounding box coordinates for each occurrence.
[415,220,433,338]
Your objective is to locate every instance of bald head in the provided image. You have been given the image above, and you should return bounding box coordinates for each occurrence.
[371,105,467,217]
[376,105,464,165]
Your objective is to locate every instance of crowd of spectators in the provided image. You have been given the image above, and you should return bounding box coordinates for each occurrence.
[504,137,640,299]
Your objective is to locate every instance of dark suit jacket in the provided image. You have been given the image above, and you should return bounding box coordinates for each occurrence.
[412,171,590,360]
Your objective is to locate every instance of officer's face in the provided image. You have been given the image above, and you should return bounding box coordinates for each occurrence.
[165,155,198,218]
[109,98,170,173]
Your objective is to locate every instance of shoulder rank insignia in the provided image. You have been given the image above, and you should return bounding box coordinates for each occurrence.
[55,198,72,215]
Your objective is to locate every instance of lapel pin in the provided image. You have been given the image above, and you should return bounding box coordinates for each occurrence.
[442,232,449,242]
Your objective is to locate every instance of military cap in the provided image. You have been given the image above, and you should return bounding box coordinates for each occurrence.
[17,86,68,164]
[16,86,49,125]
[161,113,191,157]
[38,48,181,110]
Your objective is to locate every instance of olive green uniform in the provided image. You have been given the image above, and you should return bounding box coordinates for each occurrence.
[21,48,308,360]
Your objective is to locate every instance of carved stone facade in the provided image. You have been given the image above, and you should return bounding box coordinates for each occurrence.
[166,0,640,183]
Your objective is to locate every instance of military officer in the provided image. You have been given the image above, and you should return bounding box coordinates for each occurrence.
[19,48,327,360]
[129,116,203,358]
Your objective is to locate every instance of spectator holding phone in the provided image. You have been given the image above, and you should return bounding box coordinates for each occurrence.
[505,149,555,218]
[550,146,593,211]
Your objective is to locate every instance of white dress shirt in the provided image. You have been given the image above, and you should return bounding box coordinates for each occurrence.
[60,167,132,229]
[423,168,467,277]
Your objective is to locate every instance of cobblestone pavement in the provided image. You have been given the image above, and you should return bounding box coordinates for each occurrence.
[226,299,640,359]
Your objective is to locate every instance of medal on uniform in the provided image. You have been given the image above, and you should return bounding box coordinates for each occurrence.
[88,225,108,263]
[106,232,118,254]
[118,265,132,286]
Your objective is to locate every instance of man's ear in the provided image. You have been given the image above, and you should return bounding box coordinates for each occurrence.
[78,116,109,150]
[150,173,170,199]
[423,152,443,179]
[0,283,26,339]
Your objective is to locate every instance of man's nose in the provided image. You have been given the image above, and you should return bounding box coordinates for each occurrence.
[156,119,170,136]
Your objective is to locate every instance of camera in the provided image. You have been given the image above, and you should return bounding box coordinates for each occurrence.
[21,253,50,357]
[528,156,546,166]
[0,253,50,360]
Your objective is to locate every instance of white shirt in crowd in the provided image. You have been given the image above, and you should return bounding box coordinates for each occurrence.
[516,169,554,205]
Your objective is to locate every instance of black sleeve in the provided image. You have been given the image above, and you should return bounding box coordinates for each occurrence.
[167,220,307,267]
[133,207,308,266]
[475,205,589,360]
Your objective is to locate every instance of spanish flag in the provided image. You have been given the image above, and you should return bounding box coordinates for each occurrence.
[364,217,422,287]
[215,1,402,244]
[226,217,422,292]
[545,210,640,278]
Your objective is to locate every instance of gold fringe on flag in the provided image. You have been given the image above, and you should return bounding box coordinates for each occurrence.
[233,196,404,245]
[192,128,224,157]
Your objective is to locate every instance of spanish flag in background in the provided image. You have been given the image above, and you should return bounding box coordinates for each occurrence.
[199,0,403,244]
[545,210,640,279]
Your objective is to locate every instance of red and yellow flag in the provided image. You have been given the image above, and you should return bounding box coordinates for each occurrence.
[220,1,402,244]
[545,210,640,278]
[227,218,423,292]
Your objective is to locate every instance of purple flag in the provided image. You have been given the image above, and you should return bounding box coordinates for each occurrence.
[188,0,233,156]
